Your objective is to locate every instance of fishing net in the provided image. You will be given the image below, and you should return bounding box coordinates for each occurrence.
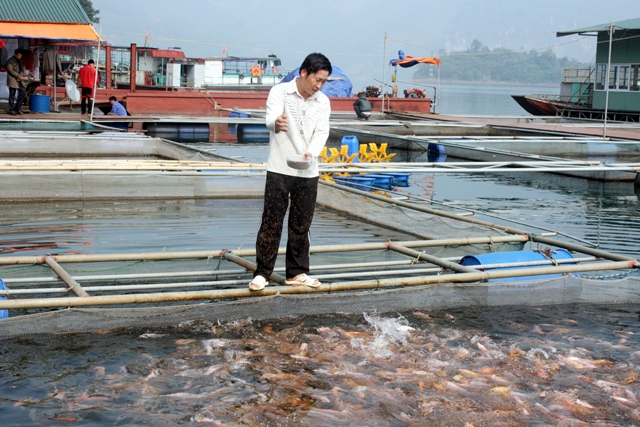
[1,272,640,339]
[0,154,634,339]
[317,182,520,255]
[0,133,217,160]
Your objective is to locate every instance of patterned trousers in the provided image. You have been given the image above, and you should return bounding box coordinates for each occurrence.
[254,171,318,280]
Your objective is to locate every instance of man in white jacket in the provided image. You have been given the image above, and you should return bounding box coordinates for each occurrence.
[249,53,332,291]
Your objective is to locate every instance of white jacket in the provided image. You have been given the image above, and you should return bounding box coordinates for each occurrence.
[265,78,331,177]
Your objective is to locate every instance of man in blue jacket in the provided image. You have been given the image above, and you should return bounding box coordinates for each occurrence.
[107,96,127,116]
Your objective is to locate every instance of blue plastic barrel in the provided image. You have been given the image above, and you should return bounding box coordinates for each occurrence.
[178,123,210,135]
[340,135,360,163]
[228,111,250,135]
[228,111,250,119]
[237,124,269,134]
[29,94,51,113]
[459,249,574,282]
[0,279,7,319]
[427,142,446,154]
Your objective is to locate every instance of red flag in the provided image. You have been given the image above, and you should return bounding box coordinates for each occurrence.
[222,45,227,54]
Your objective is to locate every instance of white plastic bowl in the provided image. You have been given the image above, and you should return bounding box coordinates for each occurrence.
[286,155,313,170]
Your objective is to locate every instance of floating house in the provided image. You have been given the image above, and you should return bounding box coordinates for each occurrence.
[513,17,640,121]
[0,0,99,103]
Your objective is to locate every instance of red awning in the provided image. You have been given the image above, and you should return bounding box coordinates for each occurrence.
[0,22,99,41]
[149,50,185,59]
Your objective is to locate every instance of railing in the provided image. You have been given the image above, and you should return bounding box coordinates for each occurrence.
[563,68,593,84]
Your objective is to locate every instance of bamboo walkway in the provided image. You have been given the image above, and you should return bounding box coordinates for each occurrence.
[0,234,637,311]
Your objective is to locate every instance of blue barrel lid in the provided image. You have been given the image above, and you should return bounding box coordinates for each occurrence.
[340,135,358,143]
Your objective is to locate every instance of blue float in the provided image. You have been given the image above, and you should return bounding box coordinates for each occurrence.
[378,172,410,187]
[459,249,575,282]
[227,111,250,135]
[359,174,394,189]
[0,279,7,319]
[334,176,375,191]
[340,135,360,163]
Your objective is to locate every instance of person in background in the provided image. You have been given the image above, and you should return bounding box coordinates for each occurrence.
[40,44,63,85]
[248,52,332,291]
[77,59,100,115]
[5,49,28,115]
[107,96,127,116]
[353,93,372,120]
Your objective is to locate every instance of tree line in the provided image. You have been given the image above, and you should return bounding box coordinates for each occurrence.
[413,40,589,85]
[79,0,100,23]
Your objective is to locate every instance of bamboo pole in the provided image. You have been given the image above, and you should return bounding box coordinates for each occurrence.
[0,257,600,295]
[0,235,536,265]
[2,259,434,284]
[390,188,595,247]
[43,256,89,297]
[3,166,636,173]
[17,255,588,283]
[89,27,102,121]
[387,243,479,273]
[2,256,598,286]
[0,260,636,310]
[222,252,286,285]
[531,236,637,262]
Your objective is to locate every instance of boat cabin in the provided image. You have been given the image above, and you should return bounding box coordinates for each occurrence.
[103,47,285,89]
[557,17,640,117]
[203,55,284,87]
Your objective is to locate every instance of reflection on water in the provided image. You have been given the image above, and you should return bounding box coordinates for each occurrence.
[0,199,417,256]
[2,304,640,426]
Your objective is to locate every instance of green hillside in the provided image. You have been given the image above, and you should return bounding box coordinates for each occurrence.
[413,40,590,85]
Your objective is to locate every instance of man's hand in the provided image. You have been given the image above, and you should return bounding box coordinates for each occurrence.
[275,114,288,133]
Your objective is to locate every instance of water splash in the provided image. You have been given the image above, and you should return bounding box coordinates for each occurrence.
[353,312,414,358]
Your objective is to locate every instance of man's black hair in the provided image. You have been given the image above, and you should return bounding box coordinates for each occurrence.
[109,96,117,102]
[88,59,95,64]
[299,53,332,76]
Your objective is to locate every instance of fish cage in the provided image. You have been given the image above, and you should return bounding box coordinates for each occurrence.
[0,228,638,339]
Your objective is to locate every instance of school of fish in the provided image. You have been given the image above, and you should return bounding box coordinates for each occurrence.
[2,304,640,426]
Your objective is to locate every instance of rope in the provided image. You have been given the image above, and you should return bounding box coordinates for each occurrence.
[410,251,425,266]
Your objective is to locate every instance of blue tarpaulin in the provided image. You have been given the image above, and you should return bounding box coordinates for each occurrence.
[280,66,353,97]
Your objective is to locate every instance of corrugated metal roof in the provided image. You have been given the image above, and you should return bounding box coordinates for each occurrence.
[557,17,640,37]
[0,0,91,24]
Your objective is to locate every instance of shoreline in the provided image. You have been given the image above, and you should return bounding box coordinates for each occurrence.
[416,79,559,87]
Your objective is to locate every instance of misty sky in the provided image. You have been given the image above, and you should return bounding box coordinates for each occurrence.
[92,0,637,90]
